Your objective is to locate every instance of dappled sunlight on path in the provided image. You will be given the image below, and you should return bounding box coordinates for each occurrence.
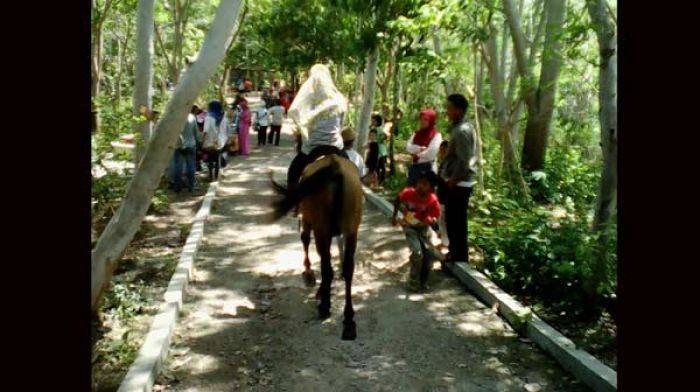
[156,123,587,391]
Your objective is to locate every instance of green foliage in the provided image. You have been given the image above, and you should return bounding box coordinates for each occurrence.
[101,281,147,321]
[150,189,170,215]
[529,146,601,208]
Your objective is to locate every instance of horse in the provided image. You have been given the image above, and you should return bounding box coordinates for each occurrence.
[268,154,363,340]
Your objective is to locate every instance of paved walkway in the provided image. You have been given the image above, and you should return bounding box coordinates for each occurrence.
[155,109,587,391]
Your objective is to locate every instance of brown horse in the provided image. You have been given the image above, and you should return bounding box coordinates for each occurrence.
[269,154,363,340]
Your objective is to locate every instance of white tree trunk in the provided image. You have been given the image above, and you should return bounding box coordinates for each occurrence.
[504,0,567,171]
[91,0,245,311]
[431,26,453,96]
[355,46,379,155]
[472,45,485,192]
[133,0,156,165]
[587,0,617,290]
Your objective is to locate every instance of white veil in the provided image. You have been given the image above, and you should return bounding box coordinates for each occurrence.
[288,64,348,141]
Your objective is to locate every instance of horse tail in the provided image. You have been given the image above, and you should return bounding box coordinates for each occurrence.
[268,160,342,222]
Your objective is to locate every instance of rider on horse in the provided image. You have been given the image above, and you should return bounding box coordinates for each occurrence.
[286,64,349,190]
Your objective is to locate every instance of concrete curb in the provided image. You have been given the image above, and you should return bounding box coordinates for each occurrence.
[117,181,219,392]
[361,186,617,391]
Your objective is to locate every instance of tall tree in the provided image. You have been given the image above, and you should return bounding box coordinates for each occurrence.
[92,0,121,133]
[132,0,156,165]
[165,0,194,84]
[503,0,568,172]
[586,0,617,292]
[388,37,403,177]
[431,26,453,96]
[355,45,380,154]
[92,0,246,311]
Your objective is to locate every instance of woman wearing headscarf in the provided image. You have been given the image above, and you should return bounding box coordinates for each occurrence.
[286,63,349,188]
[237,97,252,155]
[405,108,443,187]
[202,100,226,181]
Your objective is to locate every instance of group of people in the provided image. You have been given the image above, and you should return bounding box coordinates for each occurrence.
[169,79,296,193]
[169,96,253,192]
[284,64,477,293]
[392,94,476,291]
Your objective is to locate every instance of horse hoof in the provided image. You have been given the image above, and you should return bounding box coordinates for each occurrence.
[302,270,316,287]
[342,322,357,340]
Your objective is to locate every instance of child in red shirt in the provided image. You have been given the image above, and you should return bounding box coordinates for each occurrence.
[392,171,441,291]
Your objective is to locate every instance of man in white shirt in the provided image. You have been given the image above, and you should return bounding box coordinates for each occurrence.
[256,104,270,146]
[267,100,286,146]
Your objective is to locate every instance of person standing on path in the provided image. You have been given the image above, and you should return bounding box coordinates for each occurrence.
[237,98,251,156]
[256,102,270,146]
[268,99,285,146]
[286,64,348,188]
[280,86,290,114]
[221,104,238,165]
[406,108,443,187]
[439,94,477,264]
[365,129,380,187]
[372,114,389,186]
[392,171,442,292]
[171,107,200,193]
[202,100,226,181]
[194,106,206,171]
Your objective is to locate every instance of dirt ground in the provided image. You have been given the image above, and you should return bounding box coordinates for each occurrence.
[154,117,588,392]
[92,156,211,392]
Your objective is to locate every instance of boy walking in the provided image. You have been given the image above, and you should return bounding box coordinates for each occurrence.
[392,171,442,292]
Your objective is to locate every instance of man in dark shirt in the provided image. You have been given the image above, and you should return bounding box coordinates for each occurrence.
[439,94,478,264]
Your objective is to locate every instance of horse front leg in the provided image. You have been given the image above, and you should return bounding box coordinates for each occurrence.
[341,232,357,340]
[301,220,316,287]
[315,230,333,319]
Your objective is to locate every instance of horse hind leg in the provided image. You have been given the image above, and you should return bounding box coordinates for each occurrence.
[315,230,333,319]
[301,221,316,287]
[341,231,358,340]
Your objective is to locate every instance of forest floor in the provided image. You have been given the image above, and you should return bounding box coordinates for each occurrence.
[91,152,213,391]
[153,119,588,392]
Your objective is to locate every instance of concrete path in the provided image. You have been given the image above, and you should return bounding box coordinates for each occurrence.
[155,112,588,392]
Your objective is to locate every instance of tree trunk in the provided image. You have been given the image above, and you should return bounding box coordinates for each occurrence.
[388,39,402,177]
[484,28,517,177]
[91,27,103,134]
[379,52,393,119]
[355,45,380,156]
[352,63,363,106]
[114,39,123,111]
[432,27,453,96]
[133,0,156,165]
[483,26,530,196]
[587,0,617,291]
[503,0,567,172]
[91,0,245,312]
[91,0,118,134]
[219,64,231,102]
[472,44,485,192]
[516,0,567,171]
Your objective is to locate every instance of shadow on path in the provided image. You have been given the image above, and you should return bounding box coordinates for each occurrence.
[156,125,588,392]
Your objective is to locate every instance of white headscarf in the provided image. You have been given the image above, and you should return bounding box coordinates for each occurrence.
[288,64,348,141]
